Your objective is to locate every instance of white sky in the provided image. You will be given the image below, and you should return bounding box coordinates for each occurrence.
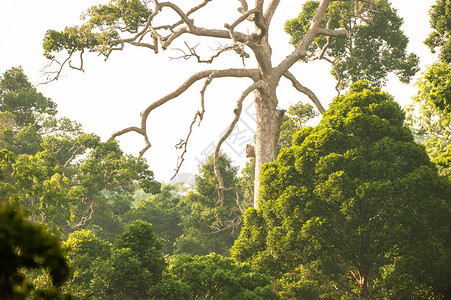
[0,0,437,182]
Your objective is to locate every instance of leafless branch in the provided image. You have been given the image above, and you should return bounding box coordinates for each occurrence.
[213,81,263,206]
[170,42,247,64]
[69,49,85,72]
[206,214,243,235]
[72,199,96,228]
[237,0,248,13]
[333,0,376,4]
[283,71,325,114]
[108,68,257,159]
[40,52,74,84]
[274,0,344,79]
[171,72,214,180]
[317,27,348,37]
[354,0,373,25]
[264,0,281,25]
[63,144,84,170]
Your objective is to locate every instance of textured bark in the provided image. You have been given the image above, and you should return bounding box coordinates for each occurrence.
[253,89,285,207]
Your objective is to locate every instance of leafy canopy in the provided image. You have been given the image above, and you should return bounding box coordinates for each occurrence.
[232,81,451,298]
[43,0,151,60]
[425,0,451,63]
[285,0,419,89]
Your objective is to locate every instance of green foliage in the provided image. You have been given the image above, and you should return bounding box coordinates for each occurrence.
[0,67,56,126]
[175,153,247,256]
[63,230,111,298]
[115,220,165,282]
[406,63,451,177]
[232,81,451,298]
[90,220,165,299]
[85,0,151,32]
[422,63,451,114]
[423,62,451,114]
[0,67,57,155]
[160,253,280,299]
[285,0,419,89]
[91,247,154,299]
[0,202,70,299]
[127,184,185,254]
[0,67,160,239]
[240,157,256,206]
[278,102,318,152]
[43,0,151,60]
[243,102,318,203]
[425,0,451,63]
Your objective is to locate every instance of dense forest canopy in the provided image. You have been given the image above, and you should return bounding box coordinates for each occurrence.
[0,0,450,299]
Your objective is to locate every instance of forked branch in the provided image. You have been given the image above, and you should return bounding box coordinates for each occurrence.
[108,68,257,160]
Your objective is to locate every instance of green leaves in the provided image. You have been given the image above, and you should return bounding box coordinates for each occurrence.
[43,0,151,60]
[175,153,245,257]
[0,67,57,126]
[0,203,70,299]
[285,0,419,89]
[423,62,451,114]
[233,81,451,298]
[161,253,279,299]
[85,0,151,32]
[425,0,451,63]
[406,61,451,177]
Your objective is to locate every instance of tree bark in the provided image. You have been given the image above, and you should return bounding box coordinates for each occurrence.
[253,88,284,208]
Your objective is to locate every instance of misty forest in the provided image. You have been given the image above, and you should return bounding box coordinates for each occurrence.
[1,0,451,299]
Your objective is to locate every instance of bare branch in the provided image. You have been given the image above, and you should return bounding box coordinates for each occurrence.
[213,81,264,206]
[333,0,376,4]
[108,68,257,159]
[158,2,195,28]
[317,27,348,37]
[63,143,84,170]
[283,71,326,114]
[40,52,74,84]
[69,49,85,72]
[354,0,373,25]
[72,199,96,228]
[171,72,214,179]
[274,0,344,79]
[237,0,248,13]
[264,0,281,25]
[170,42,244,64]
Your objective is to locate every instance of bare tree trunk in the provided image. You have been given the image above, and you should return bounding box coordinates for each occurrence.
[253,88,284,208]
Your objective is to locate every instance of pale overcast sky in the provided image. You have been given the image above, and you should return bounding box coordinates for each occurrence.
[0,0,437,182]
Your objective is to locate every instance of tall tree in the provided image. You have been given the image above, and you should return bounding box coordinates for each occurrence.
[232,82,451,298]
[63,229,111,299]
[42,0,418,207]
